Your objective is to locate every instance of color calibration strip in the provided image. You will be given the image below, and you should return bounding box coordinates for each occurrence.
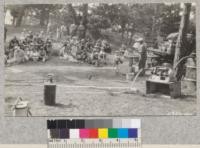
[47,119,141,148]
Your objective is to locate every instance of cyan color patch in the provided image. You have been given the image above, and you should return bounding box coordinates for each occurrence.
[118,128,128,138]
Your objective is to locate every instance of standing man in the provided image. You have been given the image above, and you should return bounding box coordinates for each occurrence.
[77,22,85,39]
[60,24,67,39]
[4,27,7,42]
[47,22,51,34]
[136,38,147,76]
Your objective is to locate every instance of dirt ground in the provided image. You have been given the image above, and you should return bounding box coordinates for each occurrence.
[4,25,196,116]
[5,57,196,116]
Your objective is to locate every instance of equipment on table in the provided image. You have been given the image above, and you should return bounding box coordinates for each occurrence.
[148,64,175,83]
[146,63,181,98]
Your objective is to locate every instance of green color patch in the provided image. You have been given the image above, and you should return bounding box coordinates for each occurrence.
[108,128,118,138]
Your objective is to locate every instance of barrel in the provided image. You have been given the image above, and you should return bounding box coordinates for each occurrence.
[44,83,56,105]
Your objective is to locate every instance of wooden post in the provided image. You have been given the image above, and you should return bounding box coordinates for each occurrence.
[173,3,191,81]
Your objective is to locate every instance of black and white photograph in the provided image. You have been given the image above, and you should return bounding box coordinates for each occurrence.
[4,3,196,116]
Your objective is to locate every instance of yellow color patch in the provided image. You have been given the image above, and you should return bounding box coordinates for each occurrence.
[98,128,108,138]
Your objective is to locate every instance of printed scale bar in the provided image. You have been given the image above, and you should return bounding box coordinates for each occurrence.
[48,138,142,148]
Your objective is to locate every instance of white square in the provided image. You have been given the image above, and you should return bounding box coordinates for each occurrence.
[130,119,141,128]
[69,129,79,139]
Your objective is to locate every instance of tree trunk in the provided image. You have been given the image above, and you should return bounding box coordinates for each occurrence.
[12,17,16,26]
[67,4,78,25]
[121,27,125,42]
[40,8,46,26]
[173,3,191,81]
[81,4,88,38]
[45,10,50,26]
[16,7,25,27]
[128,32,134,45]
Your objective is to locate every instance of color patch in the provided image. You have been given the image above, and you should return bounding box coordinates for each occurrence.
[128,128,138,138]
[89,129,98,138]
[80,129,90,138]
[118,128,128,138]
[69,129,79,138]
[108,128,118,138]
[98,128,108,138]
[59,129,69,139]
[50,129,59,139]
[57,120,67,129]
[47,120,56,129]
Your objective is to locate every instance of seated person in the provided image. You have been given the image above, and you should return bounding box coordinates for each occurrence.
[99,47,106,63]
[14,46,26,63]
[45,38,52,55]
[102,40,111,53]
[90,46,100,66]
[39,48,48,62]
[7,46,26,64]
[119,44,126,55]
[24,47,33,61]
[9,36,20,49]
[7,47,15,59]
[31,49,40,62]
[114,50,124,66]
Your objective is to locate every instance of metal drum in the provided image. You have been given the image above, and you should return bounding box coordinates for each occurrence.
[44,74,56,106]
[44,83,56,105]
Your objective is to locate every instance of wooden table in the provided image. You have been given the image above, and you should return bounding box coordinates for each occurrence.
[146,80,181,98]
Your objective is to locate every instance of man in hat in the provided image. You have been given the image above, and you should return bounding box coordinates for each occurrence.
[136,38,147,76]
[4,27,7,42]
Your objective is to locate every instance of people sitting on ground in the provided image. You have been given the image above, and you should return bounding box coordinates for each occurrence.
[6,29,53,65]
[7,46,26,65]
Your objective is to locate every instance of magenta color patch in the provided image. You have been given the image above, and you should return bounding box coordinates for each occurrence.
[80,129,90,138]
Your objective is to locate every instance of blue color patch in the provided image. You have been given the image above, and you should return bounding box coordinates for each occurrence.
[128,128,138,138]
[118,128,128,138]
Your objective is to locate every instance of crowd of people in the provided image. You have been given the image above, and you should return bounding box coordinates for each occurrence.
[5,30,52,65]
[59,36,112,66]
[5,26,147,75]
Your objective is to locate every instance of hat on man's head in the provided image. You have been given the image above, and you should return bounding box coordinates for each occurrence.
[136,38,144,42]
[14,46,19,49]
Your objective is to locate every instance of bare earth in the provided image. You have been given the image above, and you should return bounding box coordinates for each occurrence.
[5,57,196,116]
